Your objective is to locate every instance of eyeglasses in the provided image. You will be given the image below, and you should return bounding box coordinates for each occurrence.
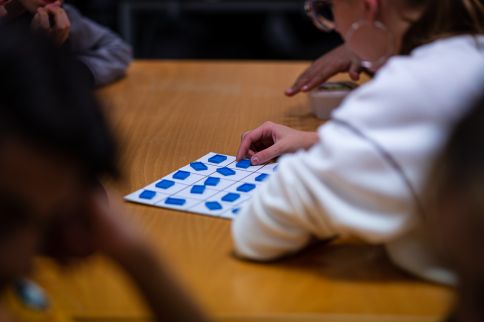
[304,0,335,32]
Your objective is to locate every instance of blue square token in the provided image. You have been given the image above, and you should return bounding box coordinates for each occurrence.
[191,185,206,194]
[156,179,175,190]
[139,190,156,200]
[255,173,269,182]
[165,197,186,206]
[208,154,227,164]
[205,201,223,211]
[190,162,208,171]
[173,170,190,180]
[204,177,220,186]
[237,183,256,193]
[222,193,240,202]
[217,167,236,176]
[236,159,251,169]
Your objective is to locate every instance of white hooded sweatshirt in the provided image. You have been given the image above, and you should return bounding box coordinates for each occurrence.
[232,35,484,285]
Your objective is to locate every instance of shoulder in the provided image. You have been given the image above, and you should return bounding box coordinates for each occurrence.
[63,4,108,48]
[411,35,484,62]
[63,4,90,35]
[333,35,484,127]
[63,4,82,20]
[400,35,484,90]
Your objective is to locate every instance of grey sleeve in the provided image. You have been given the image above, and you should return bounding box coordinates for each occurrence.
[65,4,133,87]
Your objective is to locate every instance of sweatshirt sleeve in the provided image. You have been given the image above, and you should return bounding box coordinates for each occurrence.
[232,120,418,261]
[232,36,484,261]
[65,5,133,87]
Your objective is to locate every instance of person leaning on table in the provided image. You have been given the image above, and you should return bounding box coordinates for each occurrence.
[232,0,484,286]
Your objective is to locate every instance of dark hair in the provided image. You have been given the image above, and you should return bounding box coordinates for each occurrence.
[424,89,484,322]
[425,87,484,312]
[0,24,118,181]
[401,0,484,54]
[426,91,484,214]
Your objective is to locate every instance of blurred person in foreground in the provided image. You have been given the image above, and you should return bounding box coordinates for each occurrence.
[0,26,209,322]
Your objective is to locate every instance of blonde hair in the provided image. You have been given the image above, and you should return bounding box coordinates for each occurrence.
[401,0,484,54]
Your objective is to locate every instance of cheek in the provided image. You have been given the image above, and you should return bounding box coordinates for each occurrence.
[334,13,352,35]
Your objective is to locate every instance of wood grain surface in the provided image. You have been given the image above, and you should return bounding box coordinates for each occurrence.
[34,61,454,322]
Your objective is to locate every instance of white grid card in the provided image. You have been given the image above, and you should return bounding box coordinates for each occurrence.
[125,152,278,219]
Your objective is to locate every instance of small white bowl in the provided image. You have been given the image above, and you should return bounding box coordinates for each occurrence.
[308,81,358,119]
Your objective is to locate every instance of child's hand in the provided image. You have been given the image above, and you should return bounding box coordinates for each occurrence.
[236,122,319,165]
[31,2,70,47]
[285,45,361,97]
[0,0,10,17]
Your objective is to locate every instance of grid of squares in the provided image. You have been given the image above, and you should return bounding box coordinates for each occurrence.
[124,152,278,219]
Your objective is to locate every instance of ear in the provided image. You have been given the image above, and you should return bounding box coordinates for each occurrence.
[362,0,379,22]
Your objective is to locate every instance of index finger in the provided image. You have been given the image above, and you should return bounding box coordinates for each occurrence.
[46,6,69,29]
[236,125,266,161]
[36,7,50,30]
[285,68,313,97]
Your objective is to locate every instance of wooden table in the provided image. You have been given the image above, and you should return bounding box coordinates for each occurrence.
[35,61,454,322]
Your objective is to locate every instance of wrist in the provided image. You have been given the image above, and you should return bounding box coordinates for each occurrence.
[111,242,163,283]
[103,234,153,268]
[303,131,319,149]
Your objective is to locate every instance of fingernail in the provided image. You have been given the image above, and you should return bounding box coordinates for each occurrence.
[251,157,259,165]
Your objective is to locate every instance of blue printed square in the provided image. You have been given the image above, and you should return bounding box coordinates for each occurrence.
[236,159,251,169]
[190,185,206,195]
[204,177,220,187]
[139,190,156,200]
[217,167,236,177]
[255,173,269,182]
[190,162,208,171]
[237,183,256,193]
[205,201,223,211]
[173,170,191,180]
[222,193,240,203]
[165,197,186,206]
[156,179,175,190]
[208,154,228,164]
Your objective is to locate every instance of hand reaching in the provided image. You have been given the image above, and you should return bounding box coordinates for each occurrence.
[236,121,319,165]
[285,45,361,97]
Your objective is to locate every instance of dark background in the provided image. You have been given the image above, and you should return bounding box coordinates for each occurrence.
[66,0,341,60]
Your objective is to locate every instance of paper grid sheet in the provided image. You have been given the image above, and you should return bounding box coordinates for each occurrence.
[125,152,278,219]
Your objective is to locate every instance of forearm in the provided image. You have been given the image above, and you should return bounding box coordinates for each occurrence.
[232,121,415,260]
[65,4,132,86]
[77,40,132,86]
[232,150,336,260]
[112,243,211,322]
[301,131,319,150]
